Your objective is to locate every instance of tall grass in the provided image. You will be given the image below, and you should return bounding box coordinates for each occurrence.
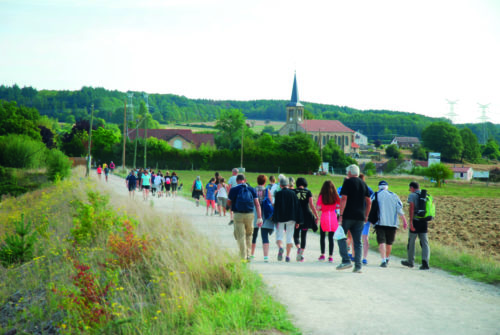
[0,168,299,334]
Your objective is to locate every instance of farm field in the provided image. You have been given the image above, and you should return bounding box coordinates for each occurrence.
[160,170,500,262]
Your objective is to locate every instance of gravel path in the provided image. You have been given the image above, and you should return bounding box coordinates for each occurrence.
[97,174,500,335]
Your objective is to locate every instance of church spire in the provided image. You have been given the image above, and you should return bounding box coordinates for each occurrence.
[287,72,303,107]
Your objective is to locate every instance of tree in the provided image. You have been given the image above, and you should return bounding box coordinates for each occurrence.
[385,144,402,159]
[0,100,41,141]
[363,162,376,176]
[421,122,463,161]
[482,139,500,160]
[425,163,453,187]
[411,145,427,160]
[214,109,246,149]
[91,127,121,163]
[459,128,481,162]
[322,139,357,169]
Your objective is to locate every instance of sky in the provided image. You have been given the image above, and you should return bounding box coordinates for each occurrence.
[1,0,499,124]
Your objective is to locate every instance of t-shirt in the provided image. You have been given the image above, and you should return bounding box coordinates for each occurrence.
[205,182,217,200]
[375,189,404,228]
[407,191,420,216]
[126,174,137,187]
[228,183,257,213]
[228,175,238,188]
[154,176,163,186]
[407,190,428,233]
[217,184,228,198]
[340,177,370,221]
[171,175,178,184]
[141,174,151,186]
[294,188,315,226]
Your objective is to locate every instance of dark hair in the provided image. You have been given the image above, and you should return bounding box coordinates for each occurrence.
[257,174,267,186]
[296,177,308,188]
[269,175,276,183]
[236,174,245,182]
[319,180,339,205]
[409,181,420,189]
[359,173,365,181]
[209,177,215,183]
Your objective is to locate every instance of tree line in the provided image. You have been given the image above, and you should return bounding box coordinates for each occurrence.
[2,85,499,144]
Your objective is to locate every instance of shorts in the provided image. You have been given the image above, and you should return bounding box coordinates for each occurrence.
[276,221,296,244]
[165,184,171,191]
[192,189,203,200]
[171,183,178,192]
[375,226,397,245]
[128,185,136,192]
[362,222,371,235]
[142,185,150,190]
[217,197,227,208]
[206,199,216,208]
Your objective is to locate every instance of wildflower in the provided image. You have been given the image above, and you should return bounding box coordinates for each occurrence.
[160,293,166,297]
[61,324,67,329]
[156,310,162,314]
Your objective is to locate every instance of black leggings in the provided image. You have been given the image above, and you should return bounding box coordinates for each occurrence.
[252,227,272,244]
[293,228,308,249]
[320,227,334,255]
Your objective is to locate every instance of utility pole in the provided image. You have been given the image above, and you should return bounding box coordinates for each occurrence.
[143,93,149,169]
[122,99,127,170]
[240,122,244,169]
[85,103,94,177]
[133,119,139,169]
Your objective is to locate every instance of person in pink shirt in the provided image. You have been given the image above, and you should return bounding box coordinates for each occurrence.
[316,180,341,263]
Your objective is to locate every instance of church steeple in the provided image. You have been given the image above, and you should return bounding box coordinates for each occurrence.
[287,72,303,107]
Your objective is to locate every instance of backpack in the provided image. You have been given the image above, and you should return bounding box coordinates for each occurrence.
[235,185,254,213]
[367,192,379,224]
[415,189,435,221]
[195,180,202,191]
[172,176,178,183]
[261,188,274,220]
[165,177,171,184]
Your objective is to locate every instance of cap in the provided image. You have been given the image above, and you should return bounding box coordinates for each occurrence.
[378,180,388,186]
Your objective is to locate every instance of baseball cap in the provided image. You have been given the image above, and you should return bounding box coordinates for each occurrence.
[378,180,388,186]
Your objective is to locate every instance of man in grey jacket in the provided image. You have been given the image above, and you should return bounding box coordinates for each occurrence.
[369,180,407,267]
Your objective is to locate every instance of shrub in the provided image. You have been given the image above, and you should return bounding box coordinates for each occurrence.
[46,148,72,182]
[363,162,376,176]
[0,214,37,267]
[425,163,453,187]
[0,134,46,168]
[107,221,150,268]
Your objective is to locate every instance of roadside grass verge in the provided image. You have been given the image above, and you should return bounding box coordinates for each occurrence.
[0,168,299,334]
[368,233,500,285]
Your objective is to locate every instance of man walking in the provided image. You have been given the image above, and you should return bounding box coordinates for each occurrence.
[369,180,407,267]
[337,164,371,273]
[272,175,303,262]
[401,181,431,270]
[227,174,263,261]
[227,168,239,225]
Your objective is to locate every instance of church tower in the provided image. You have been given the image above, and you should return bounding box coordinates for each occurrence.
[285,72,304,132]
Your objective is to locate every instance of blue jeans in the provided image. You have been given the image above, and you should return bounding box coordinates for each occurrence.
[337,219,364,269]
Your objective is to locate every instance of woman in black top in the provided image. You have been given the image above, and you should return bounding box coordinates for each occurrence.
[293,177,319,262]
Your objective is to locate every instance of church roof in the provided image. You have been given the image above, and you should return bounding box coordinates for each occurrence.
[300,120,354,133]
[287,73,303,107]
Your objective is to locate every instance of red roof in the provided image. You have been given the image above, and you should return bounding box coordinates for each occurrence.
[300,120,354,133]
[351,142,360,148]
[452,167,472,173]
[414,161,428,167]
[128,128,215,148]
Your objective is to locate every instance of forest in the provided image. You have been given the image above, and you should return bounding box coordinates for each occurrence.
[1,84,499,144]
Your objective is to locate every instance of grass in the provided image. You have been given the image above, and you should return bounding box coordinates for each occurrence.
[368,232,500,285]
[0,168,299,334]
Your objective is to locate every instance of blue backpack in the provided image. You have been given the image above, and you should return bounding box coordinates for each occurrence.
[261,188,274,220]
[235,185,254,213]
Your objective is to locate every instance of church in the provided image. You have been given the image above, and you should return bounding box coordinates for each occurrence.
[278,74,359,155]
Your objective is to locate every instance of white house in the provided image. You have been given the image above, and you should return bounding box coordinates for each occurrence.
[452,166,474,181]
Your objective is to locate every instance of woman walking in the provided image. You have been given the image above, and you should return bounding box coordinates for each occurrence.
[216,177,229,217]
[205,177,217,216]
[141,169,151,201]
[316,180,341,263]
[171,172,179,197]
[250,175,275,262]
[293,177,319,262]
[191,176,203,207]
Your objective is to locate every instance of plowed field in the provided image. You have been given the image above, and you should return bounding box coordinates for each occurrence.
[401,195,500,261]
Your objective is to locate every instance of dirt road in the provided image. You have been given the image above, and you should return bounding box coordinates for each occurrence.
[97,174,500,335]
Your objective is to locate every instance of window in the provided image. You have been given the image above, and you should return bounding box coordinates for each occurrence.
[173,139,183,149]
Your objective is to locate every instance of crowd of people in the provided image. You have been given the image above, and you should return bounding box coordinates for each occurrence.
[115,164,431,273]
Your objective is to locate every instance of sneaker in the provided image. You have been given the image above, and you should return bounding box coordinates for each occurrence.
[386,258,390,265]
[352,267,362,273]
[264,256,269,263]
[380,261,387,268]
[362,259,368,265]
[318,255,326,261]
[401,260,414,268]
[348,253,355,261]
[419,260,430,270]
[300,257,305,263]
[296,248,302,262]
[336,262,353,271]
[228,220,234,226]
[328,257,333,263]
[285,256,291,263]
[277,248,284,261]
[250,255,255,259]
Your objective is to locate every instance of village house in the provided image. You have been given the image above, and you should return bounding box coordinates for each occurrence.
[451,166,474,181]
[390,136,420,148]
[278,74,359,155]
[128,129,215,150]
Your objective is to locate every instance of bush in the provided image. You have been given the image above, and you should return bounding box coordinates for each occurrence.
[425,163,453,187]
[46,148,72,182]
[363,162,376,176]
[0,134,46,168]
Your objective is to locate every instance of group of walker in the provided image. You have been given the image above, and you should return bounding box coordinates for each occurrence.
[124,168,181,201]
